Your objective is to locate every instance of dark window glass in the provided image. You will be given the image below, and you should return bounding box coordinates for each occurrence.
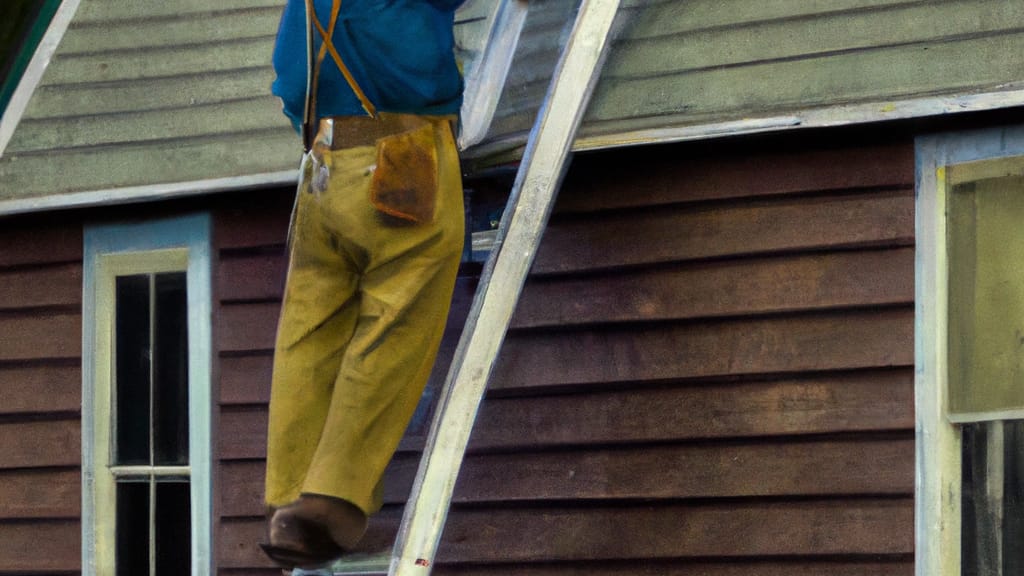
[963,420,1024,576]
[114,270,192,575]
[155,481,191,576]
[116,481,150,576]
[116,275,152,465]
[154,272,189,465]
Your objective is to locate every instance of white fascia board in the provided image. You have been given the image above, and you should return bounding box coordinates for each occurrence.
[0,0,83,158]
[463,86,1024,160]
[0,170,299,217]
[579,87,1024,151]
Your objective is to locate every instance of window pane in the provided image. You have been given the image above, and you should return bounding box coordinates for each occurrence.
[962,420,1024,575]
[948,174,1024,417]
[116,275,152,465]
[116,481,150,576]
[153,272,189,465]
[155,481,191,576]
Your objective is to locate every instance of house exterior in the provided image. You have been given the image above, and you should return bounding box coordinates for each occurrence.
[1,0,1023,575]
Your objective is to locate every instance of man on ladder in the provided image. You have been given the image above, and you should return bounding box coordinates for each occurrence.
[262,0,619,572]
[261,0,468,569]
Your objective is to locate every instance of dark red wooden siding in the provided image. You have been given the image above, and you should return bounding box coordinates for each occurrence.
[434,137,916,574]
[0,132,915,576]
[214,135,915,574]
[0,215,84,574]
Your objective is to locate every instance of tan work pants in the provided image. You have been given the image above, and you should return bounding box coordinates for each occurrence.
[265,115,464,515]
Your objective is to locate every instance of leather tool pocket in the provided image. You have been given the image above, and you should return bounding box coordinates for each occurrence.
[369,121,438,225]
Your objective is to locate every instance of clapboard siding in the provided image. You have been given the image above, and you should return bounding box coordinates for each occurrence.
[475,0,1024,158]
[218,368,914,462]
[605,0,1023,78]
[11,96,287,154]
[0,264,83,310]
[470,370,913,449]
[22,68,277,120]
[0,420,81,470]
[617,0,923,38]
[222,436,913,518]
[0,311,82,361]
[0,129,300,199]
[590,31,1024,126]
[553,140,914,212]
[209,135,916,573]
[0,220,83,267]
[0,217,84,574]
[42,36,275,86]
[426,136,917,572]
[0,521,81,573]
[221,498,913,568]
[0,468,81,519]
[515,248,914,328]
[493,308,912,391]
[438,499,913,561]
[0,365,81,415]
[534,192,913,274]
[61,7,284,54]
[0,0,495,206]
[74,0,283,23]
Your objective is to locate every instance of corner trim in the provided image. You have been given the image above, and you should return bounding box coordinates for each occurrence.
[0,0,83,158]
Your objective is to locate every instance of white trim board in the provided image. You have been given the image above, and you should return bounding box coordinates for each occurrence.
[915,123,1024,576]
[0,0,83,158]
[464,87,1024,160]
[0,170,299,216]
[82,214,214,576]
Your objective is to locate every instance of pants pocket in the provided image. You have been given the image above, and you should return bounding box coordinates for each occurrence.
[368,120,438,225]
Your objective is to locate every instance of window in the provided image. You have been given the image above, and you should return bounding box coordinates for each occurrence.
[83,215,212,576]
[917,127,1024,576]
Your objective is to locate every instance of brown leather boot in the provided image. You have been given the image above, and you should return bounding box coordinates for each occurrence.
[292,493,368,550]
[261,494,367,568]
[262,502,342,569]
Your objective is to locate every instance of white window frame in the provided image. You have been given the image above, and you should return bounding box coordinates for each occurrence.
[82,214,213,576]
[916,125,1024,576]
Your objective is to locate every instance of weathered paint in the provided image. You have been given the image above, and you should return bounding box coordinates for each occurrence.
[915,125,1024,576]
[0,0,489,209]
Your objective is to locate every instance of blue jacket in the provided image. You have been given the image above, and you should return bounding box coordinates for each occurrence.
[272,0,464,132]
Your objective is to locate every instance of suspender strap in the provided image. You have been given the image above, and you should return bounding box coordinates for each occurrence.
[302,0,378,148]
[310,0,377,118]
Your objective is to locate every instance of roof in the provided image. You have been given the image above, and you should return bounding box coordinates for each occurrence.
[0,0,493,215]
[4,0,1024,214]
[465,0,1024,162]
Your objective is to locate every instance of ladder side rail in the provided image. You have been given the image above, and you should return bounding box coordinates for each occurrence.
[388,1,623,574]
[458,0,529,150]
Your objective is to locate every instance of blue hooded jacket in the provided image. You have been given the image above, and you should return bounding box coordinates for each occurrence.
[272,0,465,132]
